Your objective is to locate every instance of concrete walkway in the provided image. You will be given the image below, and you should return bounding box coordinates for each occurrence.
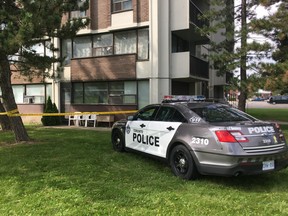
[44,125,112,131]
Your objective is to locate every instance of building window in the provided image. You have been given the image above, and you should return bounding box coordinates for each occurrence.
[138,80,149,109]
[86,83,108,104]
[93,34,113,56]
[73,83,84,104]
[71,10,87,19]
[73,36,92,58]
[12,85,25,104]
[72,81,137,105]
[138,28,149,60]
[26,85,45,103]
[61,29,149,64]
[112,0,132,12]
[114,30,137,54]
[11,84,51,104]
[70,0,87,18]
[21,40,53,58]
[62,39,72,65]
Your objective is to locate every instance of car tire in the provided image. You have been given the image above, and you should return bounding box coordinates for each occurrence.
[112,130,125,152]
[169,145,199,180]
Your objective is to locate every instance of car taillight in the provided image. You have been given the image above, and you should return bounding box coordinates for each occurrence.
[275,123,285,140]
[215,130,248,143]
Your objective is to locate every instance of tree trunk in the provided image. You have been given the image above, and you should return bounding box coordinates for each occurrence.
[0,101,12,131]
[0,53,30,142]
[238,0,248,112]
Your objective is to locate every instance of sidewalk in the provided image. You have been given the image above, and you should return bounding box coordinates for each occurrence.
[270,121,288,125]
[44,125,112,131]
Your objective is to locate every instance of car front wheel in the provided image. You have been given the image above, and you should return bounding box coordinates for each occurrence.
[112,130,125,152]
[169,145,199,180]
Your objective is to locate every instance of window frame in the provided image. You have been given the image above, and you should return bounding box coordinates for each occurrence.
[62,28,149,65]
[71,81,137,105]
[111,0,133,13]
[11,84,51,104]
[93,34,113,57]
[70,0,88,19]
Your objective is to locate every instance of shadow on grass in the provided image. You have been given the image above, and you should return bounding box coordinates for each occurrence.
[200,171,288,192]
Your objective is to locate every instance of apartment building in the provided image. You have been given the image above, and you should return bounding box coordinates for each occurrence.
[10,0,230,123]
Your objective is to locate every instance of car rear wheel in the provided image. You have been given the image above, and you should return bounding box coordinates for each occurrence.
[169,145,199,180]
[112,130,125,152]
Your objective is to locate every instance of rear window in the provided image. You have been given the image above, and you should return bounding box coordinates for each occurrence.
[191,105,257,123]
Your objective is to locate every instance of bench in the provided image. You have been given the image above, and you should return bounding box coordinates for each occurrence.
[97,115,115,127]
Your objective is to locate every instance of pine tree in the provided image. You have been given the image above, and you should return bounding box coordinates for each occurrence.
[250,1,288,95]
[198,0,283,111]
[0,0,89,142]
[41,96,61,126]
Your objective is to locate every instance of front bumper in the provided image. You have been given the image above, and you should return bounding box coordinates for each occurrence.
[194,150,288,176]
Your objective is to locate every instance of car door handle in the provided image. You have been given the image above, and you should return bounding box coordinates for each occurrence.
[167,126,175,131]
[140,124,146,128]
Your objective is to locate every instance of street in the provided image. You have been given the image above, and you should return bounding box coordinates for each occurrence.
[246,101,288,109]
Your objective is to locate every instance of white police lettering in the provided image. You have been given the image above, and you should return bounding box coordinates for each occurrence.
[133,133,160,147]
[248,126,275,134]
[191,137,209,145]
[190,116,201,123]
[227,126,241,131]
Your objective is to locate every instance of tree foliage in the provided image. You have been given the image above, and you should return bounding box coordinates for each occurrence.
[0,0,89,142]
[250,1,288,94]
[1,0,89,77]
[41,96,61,126]
[198,0,286,110]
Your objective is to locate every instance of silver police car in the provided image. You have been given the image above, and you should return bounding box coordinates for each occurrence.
[111,100,288,180]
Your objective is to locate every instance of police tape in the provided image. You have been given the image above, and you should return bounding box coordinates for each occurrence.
[0,110,138,117]
[0,108,20,116]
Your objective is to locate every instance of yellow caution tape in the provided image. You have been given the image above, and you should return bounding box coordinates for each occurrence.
[0,110,138,117]
[0,108,19,116]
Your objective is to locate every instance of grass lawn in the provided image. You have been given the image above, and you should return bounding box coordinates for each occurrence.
[0,126,288,215]
[247,108,288,122]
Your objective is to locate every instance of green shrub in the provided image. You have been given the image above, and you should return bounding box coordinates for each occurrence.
[41,96,61,126]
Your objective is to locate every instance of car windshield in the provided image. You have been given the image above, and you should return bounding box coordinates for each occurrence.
[190,105,257,123]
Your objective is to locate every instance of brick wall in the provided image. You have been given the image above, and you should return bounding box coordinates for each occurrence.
[133,0,149,23]
[90,0,111,30]
[61,0,149,31]
[71,54,137,81]
[11,68,44,84]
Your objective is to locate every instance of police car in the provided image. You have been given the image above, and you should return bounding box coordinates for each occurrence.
[111,96,288,180]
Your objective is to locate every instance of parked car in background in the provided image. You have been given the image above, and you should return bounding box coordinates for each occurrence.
[251,97,265,101]
[163,95,206,102]
[268,95,288,104]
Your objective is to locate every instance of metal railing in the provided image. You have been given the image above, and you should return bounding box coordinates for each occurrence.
[189,0,208,28]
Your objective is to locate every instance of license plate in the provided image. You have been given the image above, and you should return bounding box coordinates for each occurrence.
[262,160,275,171]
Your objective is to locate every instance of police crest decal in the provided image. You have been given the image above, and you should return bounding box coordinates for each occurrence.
[126,125,131,134]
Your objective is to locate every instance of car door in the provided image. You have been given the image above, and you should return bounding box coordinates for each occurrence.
[125,105,160,151]
[145,106,186,158]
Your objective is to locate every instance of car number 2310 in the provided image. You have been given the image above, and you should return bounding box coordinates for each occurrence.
[191,137,209,145]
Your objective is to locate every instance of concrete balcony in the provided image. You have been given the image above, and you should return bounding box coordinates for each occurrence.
[171,0,208,31]
[171,52,209,80]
